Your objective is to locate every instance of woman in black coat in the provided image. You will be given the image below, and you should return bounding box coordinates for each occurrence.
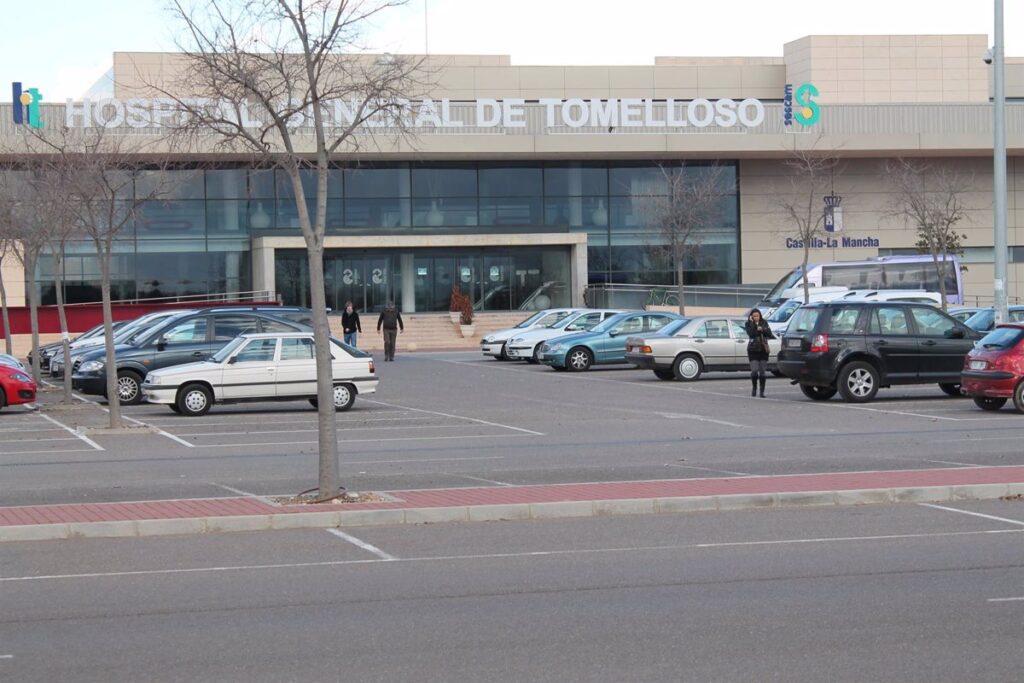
[744,308,776,398]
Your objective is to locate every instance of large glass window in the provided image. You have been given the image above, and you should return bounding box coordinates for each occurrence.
[479,164,541,227]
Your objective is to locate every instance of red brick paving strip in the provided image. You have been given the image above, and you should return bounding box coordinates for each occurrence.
[3,465,1024,527]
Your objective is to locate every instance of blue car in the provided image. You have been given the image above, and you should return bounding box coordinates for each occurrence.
[540,311,683,371]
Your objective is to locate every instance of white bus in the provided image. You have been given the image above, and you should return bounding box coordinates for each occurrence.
[760,255,963,308]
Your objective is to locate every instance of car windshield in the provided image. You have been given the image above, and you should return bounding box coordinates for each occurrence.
[515,311,550,328]
[211,336,248,363]
[549,313,586,329]
[589,314,631,334]
[768,301,801,323]
[330,337,369,358]
[788,307,821,334]
[964,309,995,332]
[978,327,1024,350]
[658,319,690,336]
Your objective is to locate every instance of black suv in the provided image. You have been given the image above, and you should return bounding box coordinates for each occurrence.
[777,302,981,403]
[72,307,312,404]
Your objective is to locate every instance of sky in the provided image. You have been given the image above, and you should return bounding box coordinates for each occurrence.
[3,0,1023,100]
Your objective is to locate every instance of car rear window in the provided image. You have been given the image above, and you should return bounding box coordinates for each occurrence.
[978,327,1024,350]
[788,307,820,334]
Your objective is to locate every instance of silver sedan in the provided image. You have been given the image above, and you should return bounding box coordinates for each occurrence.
[624,316,782,381]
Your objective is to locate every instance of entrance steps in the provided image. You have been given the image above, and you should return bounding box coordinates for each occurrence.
[329,312,527,352]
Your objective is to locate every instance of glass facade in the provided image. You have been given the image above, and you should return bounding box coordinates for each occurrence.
[36,161,740,308]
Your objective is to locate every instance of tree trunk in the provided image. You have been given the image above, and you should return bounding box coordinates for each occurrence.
[801,245,811,304]
[26,250,41,385]
[99,250,122,429]
[52,248,73,403]
[0,254,11,356]
[675,249,686,316]
[932,250,948,312]
[306,244,340,499]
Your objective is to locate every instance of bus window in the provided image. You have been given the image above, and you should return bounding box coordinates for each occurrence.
[765,268,804,302]
[821,263,883,290]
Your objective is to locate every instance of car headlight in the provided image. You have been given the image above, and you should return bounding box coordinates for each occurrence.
[483,336,495,343]
[78,360,105,373]
[510,337,523,344]
[11,372,31,383]
[145,374,160,385]
[547,343,563,352]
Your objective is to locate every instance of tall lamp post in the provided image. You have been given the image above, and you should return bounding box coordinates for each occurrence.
[993,0,1009,323]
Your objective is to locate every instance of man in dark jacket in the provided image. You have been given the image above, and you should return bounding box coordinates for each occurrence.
[341,301,361,348]
[377,301,404,361]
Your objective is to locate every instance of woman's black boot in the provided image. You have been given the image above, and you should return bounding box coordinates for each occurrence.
[759,376,767,398]
[750,373,758,397]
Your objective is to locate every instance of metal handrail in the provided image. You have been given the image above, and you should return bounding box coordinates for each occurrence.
[62,290,279,307]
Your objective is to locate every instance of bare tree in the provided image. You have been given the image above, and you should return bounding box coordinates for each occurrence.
[883,159,971,311]
[159,0,424,499]
[28,128,177,427]
[773,137,841,304]
[0,238,12,356]
[640,163,730,315]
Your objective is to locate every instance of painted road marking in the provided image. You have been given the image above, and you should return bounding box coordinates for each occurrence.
[67,390,195,448]
[919,503,1024,527]
[364,398,544,436]
[450,473,514,487]
[665,463,752,477]
[35,413,103,451]
[988,596,1024,603]
[189,434,535,448]
[3,528,1020,583]
[325,528,397,561]
[173,424,485,438]
[922,459,985,468]
[140,415,430,429]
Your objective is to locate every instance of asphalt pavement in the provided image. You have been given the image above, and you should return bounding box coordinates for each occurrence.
[3,501,1024,682]
[4,350,1024,506]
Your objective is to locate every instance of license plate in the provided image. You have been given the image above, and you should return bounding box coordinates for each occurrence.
[787,338,802,348]
[970,360,987,370]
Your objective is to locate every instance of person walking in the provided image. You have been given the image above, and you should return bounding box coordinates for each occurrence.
[745,308,776,398]
[341,301,361,348]
[376,300,404,361]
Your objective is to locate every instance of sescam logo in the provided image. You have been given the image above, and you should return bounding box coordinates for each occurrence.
[11,82,44,129]
[782,83,820,127]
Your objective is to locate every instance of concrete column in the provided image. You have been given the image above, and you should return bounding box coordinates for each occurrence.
[571,239,588,307]
[400,252,416,312]
[251,241,276,300]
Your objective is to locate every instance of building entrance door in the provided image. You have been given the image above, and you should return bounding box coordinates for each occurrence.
[328,255,394,313]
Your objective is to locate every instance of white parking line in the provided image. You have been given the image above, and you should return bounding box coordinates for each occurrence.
[140,415,429,429]
[325,528,397,561]
[173,424,483,438]
[918,503,1024,527]
[35,413,103,451]
[193,434,526,449]
[922,459,985,468]
[666,463,752,477]
[988,596,1024,603]
[451,474,515,486]
[364,398,544,436]
[4,528,1020,584]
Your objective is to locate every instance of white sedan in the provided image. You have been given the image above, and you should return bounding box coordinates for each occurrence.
[505,309,623,362]
[142,332,378,416]
[480,308,579,360]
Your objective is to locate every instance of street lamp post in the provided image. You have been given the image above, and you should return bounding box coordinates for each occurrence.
[993,0,1009,323]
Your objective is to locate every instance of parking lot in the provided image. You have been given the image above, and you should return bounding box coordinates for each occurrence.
[4,350,1024,507]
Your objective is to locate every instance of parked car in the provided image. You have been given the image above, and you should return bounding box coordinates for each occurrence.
[28,321,128,371]
[0,363,37,410]
[948,306,984,324]
[505,309,623,363]
[963,306,1024,333]
[766,300,802,335]
[73,309,311,405]
[540,311,682,372]
[142,332,378,416]
[480,308,580,360]
[960,324,1024,412]
[777,301,980,402]
[50,311,189,378]
[625,316,783,381]
[0,353,27,371]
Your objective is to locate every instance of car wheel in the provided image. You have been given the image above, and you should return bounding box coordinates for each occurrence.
[527,346,541,365]
[498,344,510,361]
[800,384,837,401]
[1013,382,1024,414]
[837,361,880,403]
[974,396,1008,412]
[333,384,356,411]
[116,370,144,405]
[176,383,212,417]
[0,387,6,410]
[672,353,702,381]
[566,347,593,372]
[653,368,676,381]
[939,383,965,397]
[168,403,182,415]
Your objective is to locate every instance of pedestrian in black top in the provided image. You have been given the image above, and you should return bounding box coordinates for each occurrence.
[745,308,776,398]
[376,300,404,361]
[341,301,361,348]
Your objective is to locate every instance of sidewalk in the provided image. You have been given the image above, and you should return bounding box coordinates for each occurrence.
[3,465,1024,541]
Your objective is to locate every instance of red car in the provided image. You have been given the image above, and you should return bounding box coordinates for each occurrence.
[0,363,37,410]
[961,323,1024,412]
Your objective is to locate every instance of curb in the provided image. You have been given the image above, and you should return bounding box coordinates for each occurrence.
[3,481,1023,542]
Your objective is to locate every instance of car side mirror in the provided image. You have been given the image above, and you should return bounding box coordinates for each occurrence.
[608,330,620,337]
[945,328,965,339]
[156,337,167,351]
